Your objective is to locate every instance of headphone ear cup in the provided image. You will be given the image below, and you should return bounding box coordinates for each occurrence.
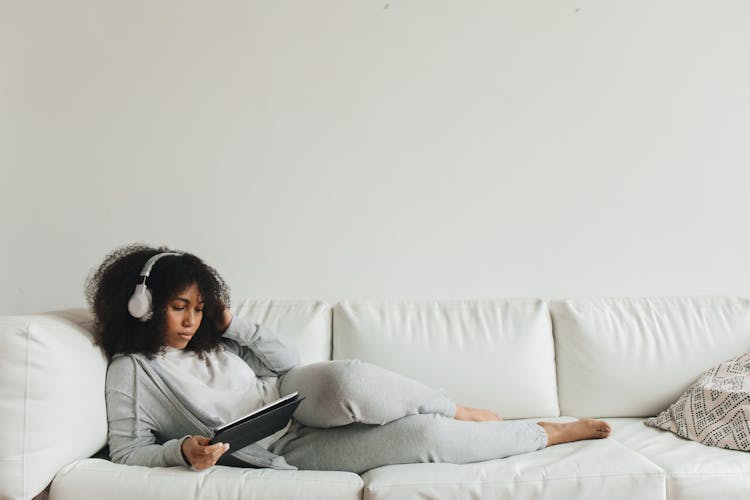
[128,284,153,321]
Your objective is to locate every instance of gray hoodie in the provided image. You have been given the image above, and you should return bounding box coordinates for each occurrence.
[105,316,301,470]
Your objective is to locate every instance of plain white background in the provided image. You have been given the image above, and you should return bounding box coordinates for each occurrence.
[2,1,749,315]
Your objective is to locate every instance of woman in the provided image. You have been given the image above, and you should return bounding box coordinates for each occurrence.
[87,244,611,473]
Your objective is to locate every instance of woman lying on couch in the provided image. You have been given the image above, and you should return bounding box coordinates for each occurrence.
[87,244,611,473]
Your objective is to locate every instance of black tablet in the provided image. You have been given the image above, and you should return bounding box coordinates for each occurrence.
[209,392,304,449]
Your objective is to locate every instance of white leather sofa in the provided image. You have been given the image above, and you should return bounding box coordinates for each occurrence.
[3,297,750,500]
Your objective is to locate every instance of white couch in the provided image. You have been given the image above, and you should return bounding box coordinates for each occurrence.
[3,297,750,500]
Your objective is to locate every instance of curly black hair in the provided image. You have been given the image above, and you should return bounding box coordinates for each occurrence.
[85,243,231,359]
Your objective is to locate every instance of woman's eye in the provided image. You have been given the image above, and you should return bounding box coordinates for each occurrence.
[195,309,204,314]
[172,306,185,311]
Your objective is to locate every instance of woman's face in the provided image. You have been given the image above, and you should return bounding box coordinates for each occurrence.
[164,282,204,349]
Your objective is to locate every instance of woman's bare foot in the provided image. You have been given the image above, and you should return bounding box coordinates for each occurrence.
[537,419,611,446]
[455,404,503,422]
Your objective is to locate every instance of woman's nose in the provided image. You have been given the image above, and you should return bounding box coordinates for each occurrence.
[182,311,195,326]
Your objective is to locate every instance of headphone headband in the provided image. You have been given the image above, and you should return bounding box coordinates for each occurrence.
[139,252,182,278]
[128,251,183,321]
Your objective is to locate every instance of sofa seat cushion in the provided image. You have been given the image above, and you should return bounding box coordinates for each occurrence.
[609,418,750,500]
[49,459,363,500]
[361,417,664,500]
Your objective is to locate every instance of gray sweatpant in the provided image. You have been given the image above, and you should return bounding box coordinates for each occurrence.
[270,360,548,474]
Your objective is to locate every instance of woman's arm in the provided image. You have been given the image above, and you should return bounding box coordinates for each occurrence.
[181,436,230,470]
[219,312,301,377]
[105,358,190,467]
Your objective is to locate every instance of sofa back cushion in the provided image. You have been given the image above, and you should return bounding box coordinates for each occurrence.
[0,309,108,500]
[551,297,750,418]
[333,299,559,419]
[233,299,332,364]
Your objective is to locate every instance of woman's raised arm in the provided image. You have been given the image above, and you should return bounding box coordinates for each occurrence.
[220,314,300,376]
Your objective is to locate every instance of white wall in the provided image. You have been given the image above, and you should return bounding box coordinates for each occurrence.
[2,1,749,315]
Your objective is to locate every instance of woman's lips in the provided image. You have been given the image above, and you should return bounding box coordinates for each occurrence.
[179,333,193,340]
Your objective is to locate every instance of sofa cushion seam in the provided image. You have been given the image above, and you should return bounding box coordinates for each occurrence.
[57,464,363,484]
[22,321,31,499]
[364,471,666,490]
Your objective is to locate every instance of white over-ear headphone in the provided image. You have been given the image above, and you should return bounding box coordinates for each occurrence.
[127,252,182,322]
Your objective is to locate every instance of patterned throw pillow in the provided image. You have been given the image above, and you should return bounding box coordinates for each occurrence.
[643,352,750,451]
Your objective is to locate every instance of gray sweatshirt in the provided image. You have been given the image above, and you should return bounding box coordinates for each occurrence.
[105,316,301,470]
